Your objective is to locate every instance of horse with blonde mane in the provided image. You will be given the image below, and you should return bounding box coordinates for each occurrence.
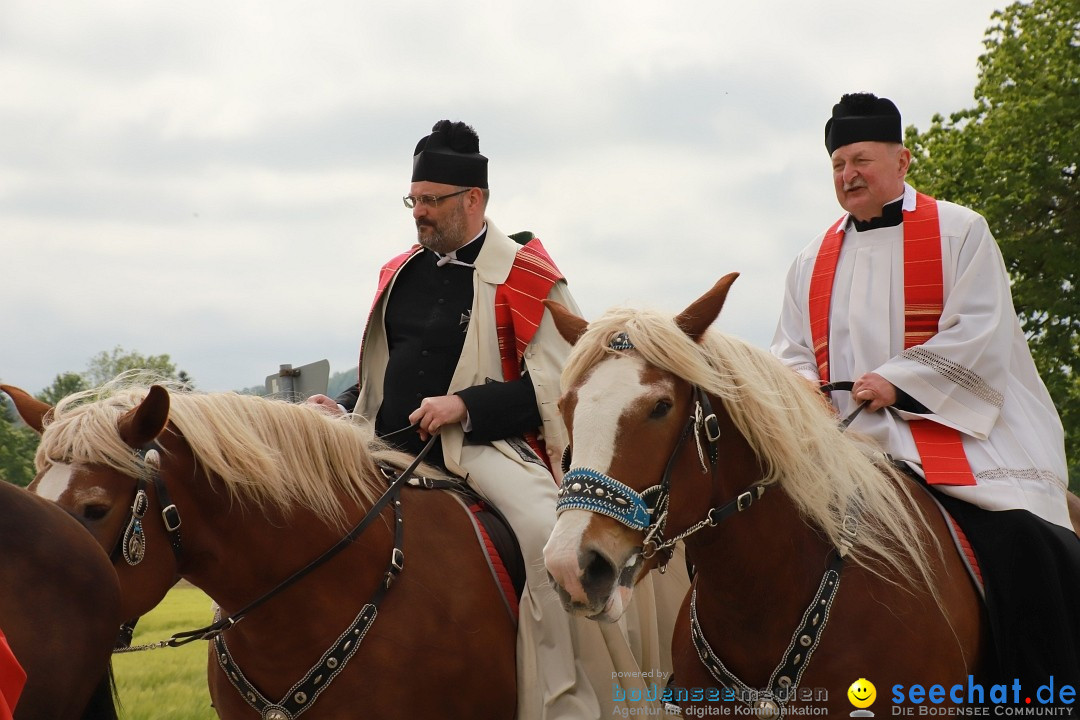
[541,274,994,717]
[1,379,515,719]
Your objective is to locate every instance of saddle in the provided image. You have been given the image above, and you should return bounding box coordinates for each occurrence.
[910,480,985,597]
[902,469,1080,692]
[380,465,526,622]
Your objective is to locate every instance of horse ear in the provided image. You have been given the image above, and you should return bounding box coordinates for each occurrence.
[674,272,740,342]
[543,299,589,346]
[117,385,171,448]
[0,384,52,434]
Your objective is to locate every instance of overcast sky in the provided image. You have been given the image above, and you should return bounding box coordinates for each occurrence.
[1,0,1007,394]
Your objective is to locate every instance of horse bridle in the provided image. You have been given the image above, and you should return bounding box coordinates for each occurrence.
[555,333,768,569]
[555,357,866,566]
[111,443,183,568]
[555,333,862,720]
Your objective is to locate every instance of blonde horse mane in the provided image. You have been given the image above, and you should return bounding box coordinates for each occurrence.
[35,373,442,530]
[562,307,939,587]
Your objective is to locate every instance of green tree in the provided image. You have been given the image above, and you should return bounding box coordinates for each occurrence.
[85,346,192,388]
[37,371,90,407]
[328,369,357,400]
[1,347,195,487]
[0,395,38,487]
[905,0,1080,489]
[34,349,194,410]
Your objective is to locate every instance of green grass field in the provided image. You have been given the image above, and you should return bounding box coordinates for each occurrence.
[113,584,217,720]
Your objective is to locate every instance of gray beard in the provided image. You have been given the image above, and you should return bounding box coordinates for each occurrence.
[418,230,461,255]
[416,211,467,254]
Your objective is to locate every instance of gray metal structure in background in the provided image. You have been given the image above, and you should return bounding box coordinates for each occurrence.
[265,359,330,402]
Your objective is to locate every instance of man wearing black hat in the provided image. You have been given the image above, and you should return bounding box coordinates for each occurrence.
[330,119,562,470]
[311,120,688,718]
[771,93,1078,693]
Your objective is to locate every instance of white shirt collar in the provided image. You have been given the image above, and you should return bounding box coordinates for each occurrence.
[842,184,914,232]
[434,223,487,268]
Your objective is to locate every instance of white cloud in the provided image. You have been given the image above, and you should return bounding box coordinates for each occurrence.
[0,0,1005,393]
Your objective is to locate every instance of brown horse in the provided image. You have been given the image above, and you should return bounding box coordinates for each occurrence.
[541,274,1079,717]
[1,381,515,719]
[0,477,121,720]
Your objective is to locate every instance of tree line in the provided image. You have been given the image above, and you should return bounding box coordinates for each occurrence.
[0,348,358,487]
[0,347,192,486]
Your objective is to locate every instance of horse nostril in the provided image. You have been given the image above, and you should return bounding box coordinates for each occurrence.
[580,549,617,597]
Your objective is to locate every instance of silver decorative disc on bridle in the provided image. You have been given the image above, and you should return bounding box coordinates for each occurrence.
[609,332,635,350]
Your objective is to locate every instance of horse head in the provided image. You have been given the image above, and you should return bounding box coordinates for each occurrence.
[542,270,948,640]
[3,381,188,620]
[541,273,746,621]
[5,377,416,623]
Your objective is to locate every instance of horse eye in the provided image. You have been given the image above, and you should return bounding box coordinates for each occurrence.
[82,504,109,521]
[649,400,673,419]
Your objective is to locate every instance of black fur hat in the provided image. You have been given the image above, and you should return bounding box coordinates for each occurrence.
[412,120,488,188]
[824,93,902,155]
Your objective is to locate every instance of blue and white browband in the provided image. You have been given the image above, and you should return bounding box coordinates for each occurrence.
[556,467,654,531]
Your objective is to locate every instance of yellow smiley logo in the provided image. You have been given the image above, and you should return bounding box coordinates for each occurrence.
[847,678,876,709]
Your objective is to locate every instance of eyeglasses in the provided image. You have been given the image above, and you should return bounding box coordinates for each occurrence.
[402,188,470,209]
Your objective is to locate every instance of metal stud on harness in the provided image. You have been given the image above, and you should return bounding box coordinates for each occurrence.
[114,446,183,568]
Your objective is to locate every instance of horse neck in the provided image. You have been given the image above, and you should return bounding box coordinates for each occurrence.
[685,481,832,591]
[680,421,835,638]
[178,470,394,619]
[681,477,847,689]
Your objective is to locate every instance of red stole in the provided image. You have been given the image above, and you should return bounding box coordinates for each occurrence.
[493,239,563,383]
[368,238,563,470]
[809,193,976,486]
[494,238,563,470]
[371,245,421,313]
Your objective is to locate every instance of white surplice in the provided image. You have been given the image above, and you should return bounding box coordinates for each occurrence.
[772,184,1070,528]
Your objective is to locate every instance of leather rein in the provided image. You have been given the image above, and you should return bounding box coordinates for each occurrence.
[112,428,437,650]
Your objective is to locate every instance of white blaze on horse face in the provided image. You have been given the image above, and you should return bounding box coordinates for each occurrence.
[34,463,74,502]
[569,355,652,474]
[33,463,110,510]
[545,355,666,613]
